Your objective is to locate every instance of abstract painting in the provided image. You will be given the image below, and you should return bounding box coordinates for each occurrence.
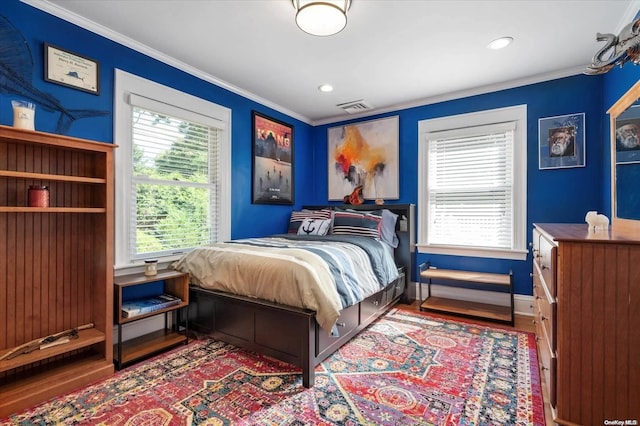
[328,116,399,200]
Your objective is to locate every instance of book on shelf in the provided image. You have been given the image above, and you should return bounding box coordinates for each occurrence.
[121,293,182,318]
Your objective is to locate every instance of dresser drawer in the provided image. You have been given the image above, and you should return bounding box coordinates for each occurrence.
[535,316,557,408]
[537,233,557,297]
[534,281,557,351]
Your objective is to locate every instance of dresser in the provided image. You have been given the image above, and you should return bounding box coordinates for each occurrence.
[532,223,640,425]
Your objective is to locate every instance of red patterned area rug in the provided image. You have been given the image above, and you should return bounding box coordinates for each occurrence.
[3,308,545,425]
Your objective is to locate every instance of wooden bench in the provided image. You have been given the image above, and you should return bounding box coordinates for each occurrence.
[418,262,514,325]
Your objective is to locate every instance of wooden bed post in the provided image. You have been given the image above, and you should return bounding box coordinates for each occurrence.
[302,314,315,388]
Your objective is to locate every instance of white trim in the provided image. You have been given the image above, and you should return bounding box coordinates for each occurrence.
[415,244,528,261]
[313,67,582,126]
[114,69,231,270]
[417,105,528,260]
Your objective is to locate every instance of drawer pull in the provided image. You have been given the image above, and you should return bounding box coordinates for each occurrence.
[373,300,379,306]
[532,320,537,325]
[535,336,541,342]
[541,365,549,371]
[535,295,541,300]
[541,315,547,321]
[541,265,548,270]
[336,322,346,328]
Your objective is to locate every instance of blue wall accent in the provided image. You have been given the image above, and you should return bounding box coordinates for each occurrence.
[0,0,315,241]
[2,0,639,297]
[313,75,607,295]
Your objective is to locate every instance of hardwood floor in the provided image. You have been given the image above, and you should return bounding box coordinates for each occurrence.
[397,301,554,426]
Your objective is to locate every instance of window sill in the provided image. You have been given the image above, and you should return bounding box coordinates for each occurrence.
[114,254,184,276]
[416,243,528,261]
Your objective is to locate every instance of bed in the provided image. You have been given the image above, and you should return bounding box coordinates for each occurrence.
[175,204,414,387]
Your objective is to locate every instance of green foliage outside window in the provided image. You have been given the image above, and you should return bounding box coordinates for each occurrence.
[132,109,214,257]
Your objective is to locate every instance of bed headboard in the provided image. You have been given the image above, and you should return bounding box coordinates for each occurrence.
[302,204,415,300]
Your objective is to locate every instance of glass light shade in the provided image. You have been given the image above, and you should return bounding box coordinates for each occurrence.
[294,0,350,36]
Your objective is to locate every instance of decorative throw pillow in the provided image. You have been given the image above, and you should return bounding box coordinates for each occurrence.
[331,210,382,239]
[297,218,331,236]
[288,209,332,234]
[368,209,400,248]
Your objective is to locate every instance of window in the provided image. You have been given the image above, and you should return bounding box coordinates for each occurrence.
[417,105,527,260]
[114,70,231,268]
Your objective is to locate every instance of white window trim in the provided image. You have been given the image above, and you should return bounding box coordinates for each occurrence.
[114,69,231,270]
[417,105,528,261]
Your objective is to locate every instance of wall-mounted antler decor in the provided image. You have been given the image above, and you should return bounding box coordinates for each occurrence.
[585,17,640,75]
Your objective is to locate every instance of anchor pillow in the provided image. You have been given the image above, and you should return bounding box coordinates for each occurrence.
[296,218,331,236]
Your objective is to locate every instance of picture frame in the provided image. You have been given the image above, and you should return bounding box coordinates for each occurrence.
[44,43,100,95]
[327,115,399,200]
[538,113,585,169]
[252,111,294,205]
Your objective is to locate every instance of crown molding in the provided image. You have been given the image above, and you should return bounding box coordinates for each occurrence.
[312,66,587,126]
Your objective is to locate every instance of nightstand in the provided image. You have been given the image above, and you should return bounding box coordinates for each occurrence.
[113,269,190,369]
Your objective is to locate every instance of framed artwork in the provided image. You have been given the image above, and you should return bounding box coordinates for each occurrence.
[44,43,100,95]
[328,115,399,200]
[252,111,294,205]
[615,107,640,165]
[538,113,585,169]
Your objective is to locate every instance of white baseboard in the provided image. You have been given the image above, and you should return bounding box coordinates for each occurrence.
[407,281,534,317]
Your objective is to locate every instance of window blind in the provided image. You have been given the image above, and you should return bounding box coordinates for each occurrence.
[426,122,515,249]
[130,103,220,259]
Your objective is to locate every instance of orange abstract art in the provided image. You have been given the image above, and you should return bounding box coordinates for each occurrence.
[328,116,399,200]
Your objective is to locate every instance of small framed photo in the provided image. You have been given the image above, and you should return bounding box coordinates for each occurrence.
[44,43,100,95]
[252,111,294,205]
[538,113,585,169]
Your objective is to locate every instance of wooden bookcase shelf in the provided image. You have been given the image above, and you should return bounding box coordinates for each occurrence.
[0,207,106,213]
[0,170,107,184]
[113,269,189,369]
[0,125,116,417]
[418,263,514,325]
[0,328,106,373]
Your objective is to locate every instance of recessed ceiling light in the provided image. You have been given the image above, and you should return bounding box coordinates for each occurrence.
[318,84,334,92]
[488,36,513,50]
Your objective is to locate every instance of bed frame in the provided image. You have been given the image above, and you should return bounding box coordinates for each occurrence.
[187,204,414,387]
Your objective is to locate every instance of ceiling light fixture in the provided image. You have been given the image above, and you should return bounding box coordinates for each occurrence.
[487,36,513,50]
[318,84,334,92]
[292,0,351,37]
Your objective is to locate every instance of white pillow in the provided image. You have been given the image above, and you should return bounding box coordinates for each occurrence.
[297,218,331,236]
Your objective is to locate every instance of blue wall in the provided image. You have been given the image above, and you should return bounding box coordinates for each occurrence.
[313,75,609,295]
[2,0,639,297]
[0,0,315,240]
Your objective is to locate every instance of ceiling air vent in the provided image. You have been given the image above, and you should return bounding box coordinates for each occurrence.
[336,100,373,114]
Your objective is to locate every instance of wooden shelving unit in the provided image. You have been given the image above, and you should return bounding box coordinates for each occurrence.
[0,125,116,417]
[113,269,189,369]
[418,263,514,325]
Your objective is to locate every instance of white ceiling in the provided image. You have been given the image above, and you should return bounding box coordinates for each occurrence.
[26,0,639,125]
